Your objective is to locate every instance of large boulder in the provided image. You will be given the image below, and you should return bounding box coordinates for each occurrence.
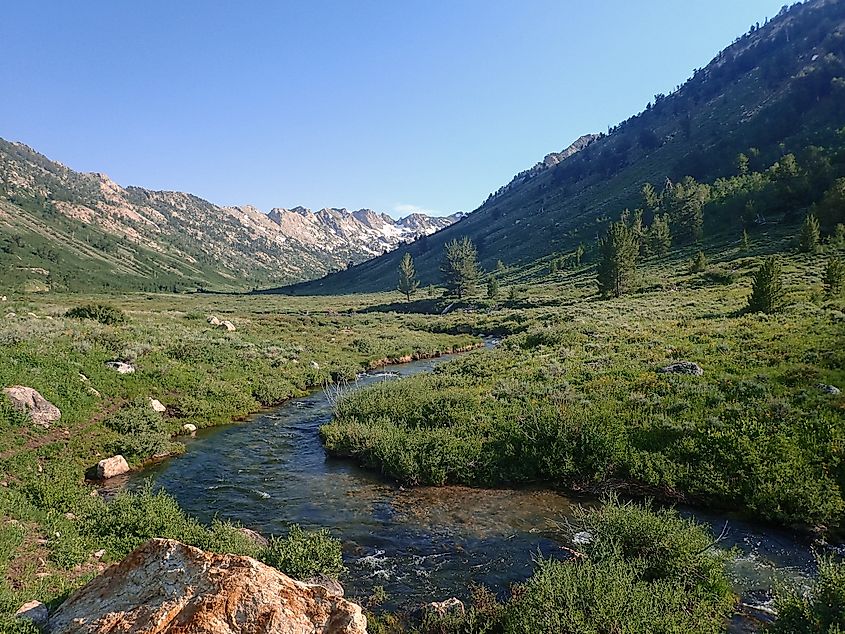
[96,455,130,480]
[219,320,236,332]
[3,386,61,428]
[49,539,366,634]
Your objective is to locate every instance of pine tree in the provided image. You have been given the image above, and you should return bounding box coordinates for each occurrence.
[824,256,845,298]
[798,214,821,253]
[574,244,585,267]
[690,250,708,273]
[833,223,845,248]
[747,256,785,313]
[397,252,419,301]
[487,276,500,300]
[549,259,559,274]
[647,215,672,256]
[495,259,507,274]
[641,182,659,213]
[741,229,750,252]
[736,153,749,176]
[440,237,481,299]
[596,222,639,298]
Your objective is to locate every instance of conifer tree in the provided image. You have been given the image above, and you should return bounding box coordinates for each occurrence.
[747,256,785,313]
[833,223,845,248]
[741,228,750,252]
[648,215,672,256]
[487,276,500,300]
[574,244,585,267]
[824,256,845,298]
[440,237,480,299]
[798,214,821,253]
[597,222,639,298]
[397,252,419,301]
[690,250,708,273]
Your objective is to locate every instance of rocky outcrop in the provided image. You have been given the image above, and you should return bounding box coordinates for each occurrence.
[96,455,130,479]
[49,539,367,634]
[2,386,61,428]
[658,361,704,376]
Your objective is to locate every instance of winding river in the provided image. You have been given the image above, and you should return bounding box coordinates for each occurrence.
[114,351,822,630]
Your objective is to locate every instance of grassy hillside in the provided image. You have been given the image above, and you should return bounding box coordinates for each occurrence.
[283,0,845,295]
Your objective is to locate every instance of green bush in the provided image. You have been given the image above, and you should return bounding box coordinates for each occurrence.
[103,400,177,461]
[767,556,845,633]
[260,524,345,580]
[65,303,127,325]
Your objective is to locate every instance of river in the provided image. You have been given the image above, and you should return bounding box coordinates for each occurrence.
[114,350,822,630]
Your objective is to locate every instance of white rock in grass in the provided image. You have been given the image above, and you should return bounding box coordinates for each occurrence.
[106,361,135,374]
[207,315,222,326]
[658,361,703,376]
[182,423,197,435]
[2,386,61,428]
[96,455,130,479]
[817,383,841,395]
[149,398,166,413]
[219,320,236,332]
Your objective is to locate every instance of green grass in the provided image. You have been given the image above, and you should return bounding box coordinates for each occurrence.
[323,242,845,529]
[0,290,476,623]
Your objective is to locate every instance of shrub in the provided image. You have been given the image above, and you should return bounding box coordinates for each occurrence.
[65,304,127,325]
[767,556,845,633]
[103,399,176,461]
[689,250,708,273]
[260,524,345,580]
[747,256,785,313]
[798,214,821,253]
[824,256,845,298]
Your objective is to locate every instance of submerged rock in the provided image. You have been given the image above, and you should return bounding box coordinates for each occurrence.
[96,455,130,480]
[15,600,48,630]
[3,386,61,428]
[658,361,704,376]
[49,539,367,634]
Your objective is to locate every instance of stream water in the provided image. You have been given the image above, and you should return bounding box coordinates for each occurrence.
[115,351,823,629]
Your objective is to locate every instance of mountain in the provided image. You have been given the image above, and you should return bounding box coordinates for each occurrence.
[282,0,845,295]
[266,205,457,262]
[0,140,456,292]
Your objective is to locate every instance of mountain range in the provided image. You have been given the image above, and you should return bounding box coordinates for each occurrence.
[0,139,457,292]
[2,0,844,295]
[283,0,845,294]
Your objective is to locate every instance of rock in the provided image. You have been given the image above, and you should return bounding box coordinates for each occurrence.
[93,549,106,559]
[96,455,130,480]
[15,600,48,630]
[237,527,269,548]
[2,386,61,428]
[182,423,198,434]
[304,574,344,598]
[5,312,16,318]
[79,373,89,382]
[105,361,135,374]
[658,361,704,376]
[207,315,222,326]
[0,295,6,301]
[310,360,320,370]
[572,530,593,546]
[219,320,236,332]
[149,398,166,413]
[422,597,465,619]
[49,539,366,634]
[817,383,841,395]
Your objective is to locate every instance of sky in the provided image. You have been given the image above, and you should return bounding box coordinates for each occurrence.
[1,1,788,219]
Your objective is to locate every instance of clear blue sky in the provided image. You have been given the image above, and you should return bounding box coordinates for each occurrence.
[1,1,786,218]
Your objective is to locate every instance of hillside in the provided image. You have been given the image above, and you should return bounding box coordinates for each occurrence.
[281,0,845,295]
[0,140,455,292]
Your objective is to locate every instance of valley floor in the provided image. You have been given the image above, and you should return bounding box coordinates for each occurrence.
[0,230,843,632]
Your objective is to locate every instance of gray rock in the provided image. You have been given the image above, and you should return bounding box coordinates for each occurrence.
[15,600,48,629]
[149,398,166,413]
[97,455,130,479]
[658,361,704,376]
[304,574,344,598]
[106,361,135,374]
[3,386,61,428]
[207,315,222,326]
[182,423,198,435]
[237,527,269,548]
[817,383,841,395]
